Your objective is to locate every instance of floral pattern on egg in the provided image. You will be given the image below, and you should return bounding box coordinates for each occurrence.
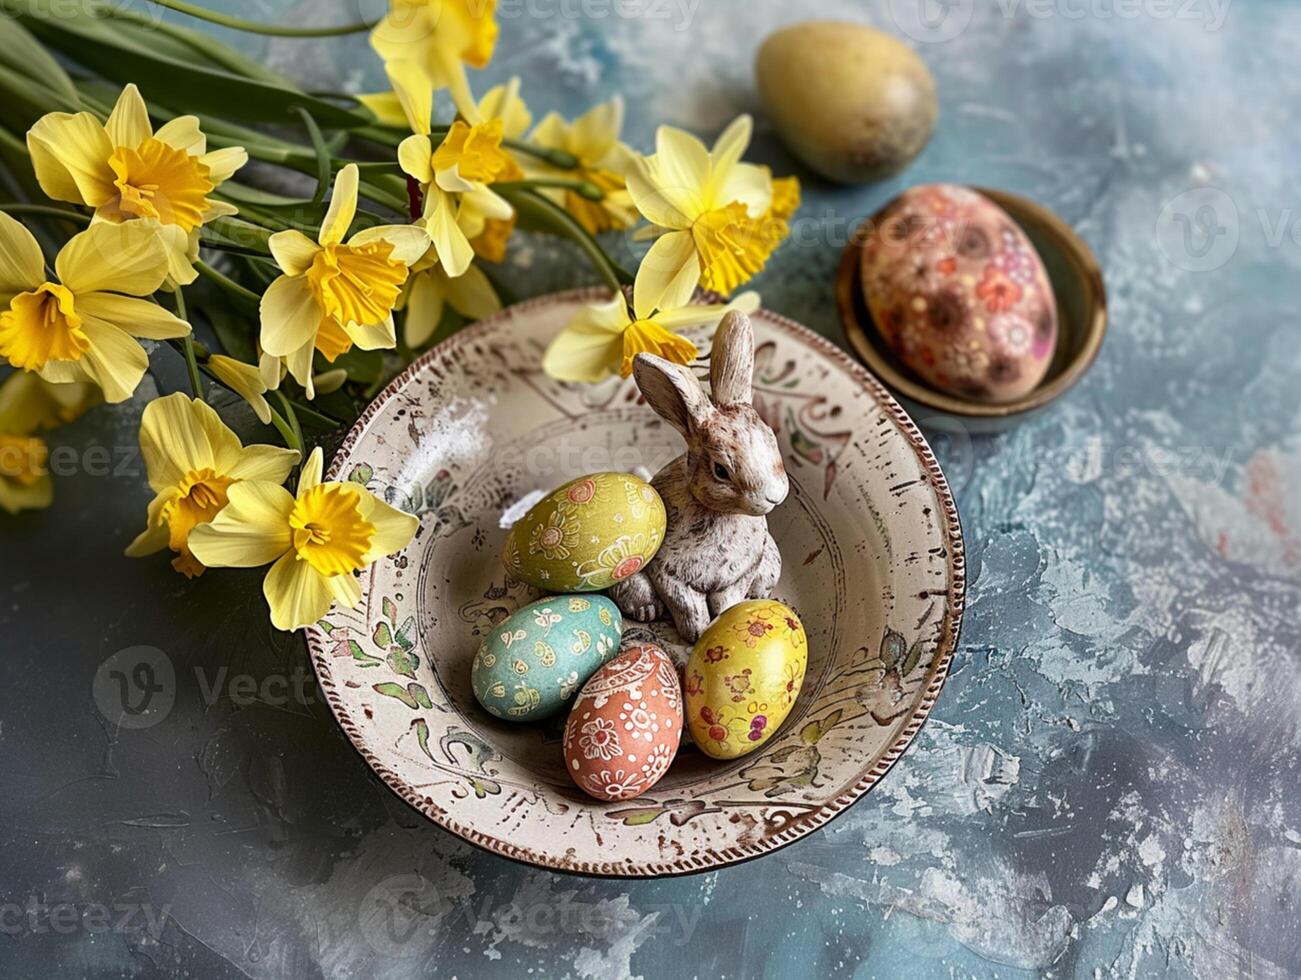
[503,472,667,592]
[472,595,622,722]
[861,183,1058,402]
[563,643,683,802]
[685,600,807,760]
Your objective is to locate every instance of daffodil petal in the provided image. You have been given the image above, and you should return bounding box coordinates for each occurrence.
[55,222,169,296]
[199,146,247,185]
[655,291,761,331]
[268,229,321,277]
[349,224,430,266]
[341,314,397,352]
[189,480,295,568]
[138,392,227,490]
[716,161,773,219]
[626,157,692,231]
[26,111,115,207]
[425,188,474,277]
[398,133,434,185]
[263,552,336,631]
[77,293,190,340]
[634,231,701,317]
[227,444,300,484]
[153,115,205,154]
[358,493,419,562]
[0,211,45,300]
[444,263,501,321]
[78,320,149,404]
[105,84,152,149]
[259,275,321,357]
[541,297,631,383]
[707,115,752,183]
[319,163,359,246]
[573,96,622,161]
[124,491,173,557]
[403,270,444,347]
[357,90,410,129]
[298,446,324,494]
[208,354,273,425]
[386,59,433,137]
[285,341,316,399]
[0,473,53,514]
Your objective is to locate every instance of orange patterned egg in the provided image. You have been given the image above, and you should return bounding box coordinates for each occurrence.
[562,644,683,802]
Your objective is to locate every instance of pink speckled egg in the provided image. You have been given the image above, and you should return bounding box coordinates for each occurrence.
[562,644,683,802]
[861,183,1058,402]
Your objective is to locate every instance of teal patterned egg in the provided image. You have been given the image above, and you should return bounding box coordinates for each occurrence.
[471,595,623,722]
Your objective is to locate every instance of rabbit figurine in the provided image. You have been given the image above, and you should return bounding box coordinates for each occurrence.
[609,310,788,642]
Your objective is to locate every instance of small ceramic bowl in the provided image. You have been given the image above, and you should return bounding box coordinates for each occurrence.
[837,187,1107,431]
[306,289,966,877]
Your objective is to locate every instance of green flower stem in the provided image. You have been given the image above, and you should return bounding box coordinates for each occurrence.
[496,178,605,202]
[172,288,206,402]
[287,398,348,428]
[351,123,581,170]
[142,0,375,37]
[499,187,632,293]
[505,140,581,170]
[196,259,262,307]
[0,203,90,225]
[274,391,304,452]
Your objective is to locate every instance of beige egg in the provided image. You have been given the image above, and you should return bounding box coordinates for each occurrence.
[756,21,937,184]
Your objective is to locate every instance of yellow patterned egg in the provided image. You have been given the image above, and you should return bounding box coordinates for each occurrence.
[503,472,666,592]
[684,600,807,760]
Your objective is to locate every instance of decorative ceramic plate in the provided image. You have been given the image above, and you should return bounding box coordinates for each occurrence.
[305,288,965,877]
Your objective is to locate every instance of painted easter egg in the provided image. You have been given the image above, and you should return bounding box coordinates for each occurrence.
[861,183,1058,402]
[471,595,623,722]
[563,643,683,801]
[503,472,666,592]
[684,600,807,760]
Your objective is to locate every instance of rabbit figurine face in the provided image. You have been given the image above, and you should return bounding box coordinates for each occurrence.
[608,310,787,643]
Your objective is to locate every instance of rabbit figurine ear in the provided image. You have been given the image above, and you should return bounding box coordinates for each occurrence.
[633,353,712,439]
[709,310,754,406]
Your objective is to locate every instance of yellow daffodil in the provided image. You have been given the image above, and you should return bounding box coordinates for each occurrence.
[0,214,189,403]
[26,84,247,285]
[126,393,299,578]
[388,61,514,278]
[399,242,501,348]
[543,272,761,383]
[189,447,419,631]
[208,354,272,425]
[370,0,499,118]
[258,164,429,399]
[0,372,99,514]
[530,98,638,234]
[0,370,99,433]
[627,115,788,311]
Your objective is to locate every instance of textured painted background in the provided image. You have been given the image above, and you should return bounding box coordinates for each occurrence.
[2,0,1299,977]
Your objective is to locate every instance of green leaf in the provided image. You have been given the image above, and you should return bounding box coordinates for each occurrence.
[408,684,433,710]
[382,597,398,624]
[881,629,906,670]
[386,645,418,679]
[349,639,381,666]
[294,107,332,208]
[373,621,393,648]
[0,17,78,109]
[395,616,416,651]
[902,638,926,677]
[349,464,374,486]
[373,682,418,709]
[7,0,369,128]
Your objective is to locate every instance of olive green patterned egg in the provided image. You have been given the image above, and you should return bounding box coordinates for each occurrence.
[502,472,667,592]
[472,595,623,722]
